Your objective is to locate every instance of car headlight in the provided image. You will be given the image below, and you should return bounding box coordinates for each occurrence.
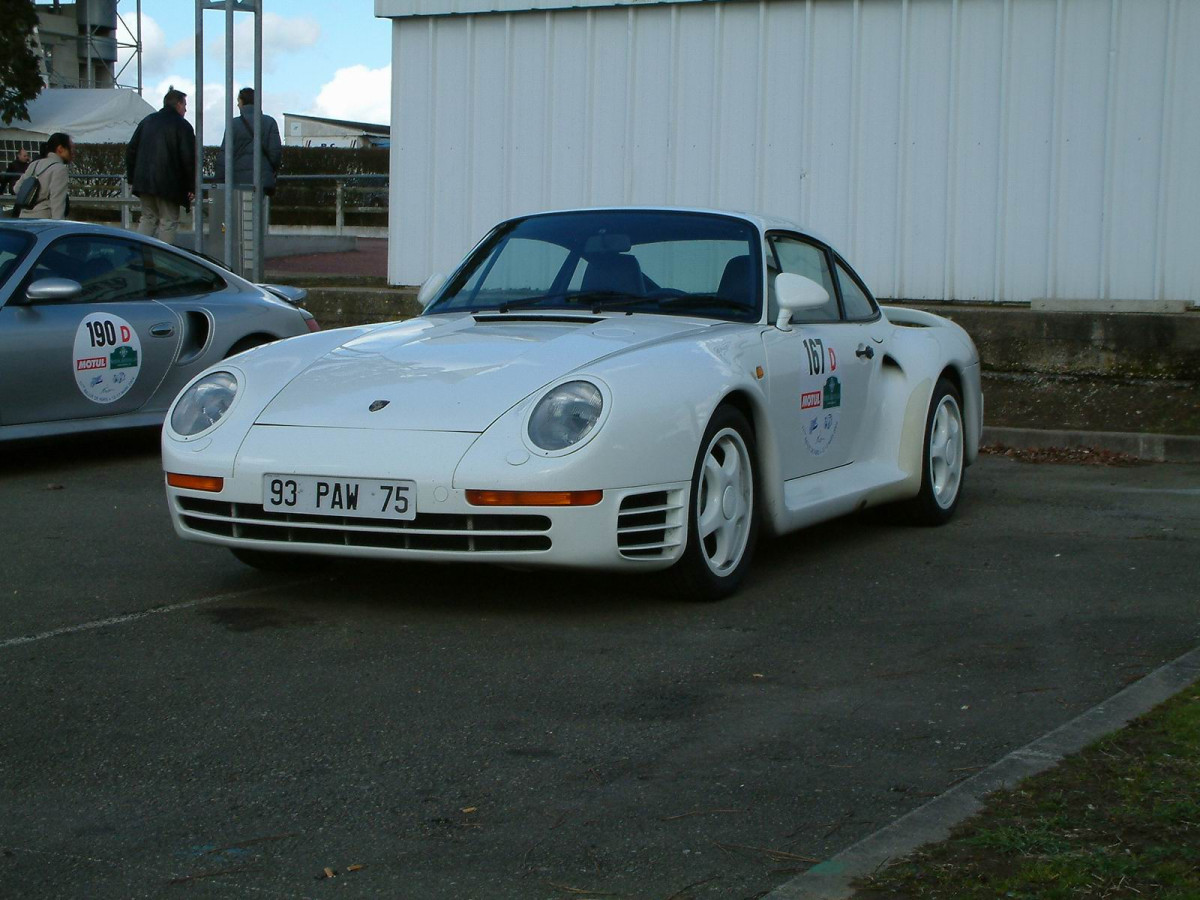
[170,372,239,436]
[527,380,604,452]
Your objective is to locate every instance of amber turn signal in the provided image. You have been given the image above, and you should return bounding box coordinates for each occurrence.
[466,489,602,507]
[166,473,224,492]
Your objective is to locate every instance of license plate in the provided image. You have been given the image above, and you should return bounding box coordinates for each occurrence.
[262,474,417,520]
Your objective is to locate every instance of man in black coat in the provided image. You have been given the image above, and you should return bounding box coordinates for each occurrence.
[125,86,196,244]
[1,148,30,194]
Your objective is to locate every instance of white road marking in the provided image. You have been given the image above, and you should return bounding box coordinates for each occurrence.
[0,583,299,650]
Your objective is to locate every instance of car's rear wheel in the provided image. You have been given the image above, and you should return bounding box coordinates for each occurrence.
[675,405,758,601]
[903,377,965,525]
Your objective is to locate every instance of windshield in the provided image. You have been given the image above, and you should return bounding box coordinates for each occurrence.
[428,210,763,322]
[0,228,35,291]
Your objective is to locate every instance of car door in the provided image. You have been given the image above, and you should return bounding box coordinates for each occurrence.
[0,234,182,426]
[761,233,880,479]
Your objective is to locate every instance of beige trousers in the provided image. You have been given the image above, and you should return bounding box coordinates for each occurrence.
[137,194,181,245]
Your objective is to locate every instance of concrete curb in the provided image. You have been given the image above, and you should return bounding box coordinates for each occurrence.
[982,425,1200,463]
[763,645,1200,900]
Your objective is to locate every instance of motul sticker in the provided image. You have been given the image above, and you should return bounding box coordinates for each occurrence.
[72,313,142,403]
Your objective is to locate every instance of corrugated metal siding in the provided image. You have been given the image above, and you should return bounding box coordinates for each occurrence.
[387,0,1200,305]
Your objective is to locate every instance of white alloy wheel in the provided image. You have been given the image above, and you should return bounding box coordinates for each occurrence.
[902,377,966,525]
[928,392,963,509]
[676,405,759,601]
[697,426,754,575]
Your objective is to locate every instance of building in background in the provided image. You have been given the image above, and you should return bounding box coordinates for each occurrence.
[283,114,390,149]
[33,0,141,92]
[374,0,1199,307]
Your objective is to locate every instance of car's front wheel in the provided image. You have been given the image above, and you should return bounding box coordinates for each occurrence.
[675,405,759,601]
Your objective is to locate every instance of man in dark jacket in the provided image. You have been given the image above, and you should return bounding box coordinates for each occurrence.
[214,87,282,195]
[125,86,196,244]
[1,148,30,194]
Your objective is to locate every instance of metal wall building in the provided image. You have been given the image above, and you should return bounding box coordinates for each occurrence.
[375,0,1199,306]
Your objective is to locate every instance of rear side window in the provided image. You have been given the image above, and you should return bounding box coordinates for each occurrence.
[835,260,878,321]
[147,247,225,299]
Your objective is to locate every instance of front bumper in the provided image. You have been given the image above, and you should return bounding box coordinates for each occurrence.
[164,425,689,571]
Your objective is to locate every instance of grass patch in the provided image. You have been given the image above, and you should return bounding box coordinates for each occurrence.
[851,683,1200,899]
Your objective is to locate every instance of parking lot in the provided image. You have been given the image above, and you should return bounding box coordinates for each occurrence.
[2,433,1198,899]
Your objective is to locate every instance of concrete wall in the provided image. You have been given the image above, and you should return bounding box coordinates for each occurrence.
[382,0,1200,307]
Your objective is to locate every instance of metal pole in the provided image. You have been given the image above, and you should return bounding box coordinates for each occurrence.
[136,0,142,95]
[85,4,93,88]
[223,0,235,272]
[252,0,263,282]
[193,0,204,252]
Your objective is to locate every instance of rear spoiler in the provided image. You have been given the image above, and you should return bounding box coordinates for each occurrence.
[258,283,309,306]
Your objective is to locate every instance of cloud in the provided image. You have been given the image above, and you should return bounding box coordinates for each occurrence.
[312,65,391,125]
[119,14,191,80]
[207,13,320,74]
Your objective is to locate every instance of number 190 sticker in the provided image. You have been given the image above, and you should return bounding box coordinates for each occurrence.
[73,313,142,403]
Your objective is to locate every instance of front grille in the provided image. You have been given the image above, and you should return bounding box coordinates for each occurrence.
[617,489,685,559]
[177,497,551,553]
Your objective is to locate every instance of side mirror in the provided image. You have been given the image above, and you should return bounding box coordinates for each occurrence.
[774,273,829,331]
[26,278,83,303]
[417,272,446,309]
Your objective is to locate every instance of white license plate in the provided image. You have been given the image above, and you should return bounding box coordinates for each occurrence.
[262,474,417,520]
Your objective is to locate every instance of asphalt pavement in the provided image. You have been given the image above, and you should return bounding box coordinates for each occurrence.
[1,433,1198,899]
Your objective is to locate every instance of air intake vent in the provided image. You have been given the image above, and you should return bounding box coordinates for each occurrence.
[617,489,685,559]
[176,498,551,553]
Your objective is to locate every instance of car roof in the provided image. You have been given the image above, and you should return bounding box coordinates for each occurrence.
[505,205,837,249]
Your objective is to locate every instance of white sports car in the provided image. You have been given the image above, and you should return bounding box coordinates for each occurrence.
[163,208,982,599]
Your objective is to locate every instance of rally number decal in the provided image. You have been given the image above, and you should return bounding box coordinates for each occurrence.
[72,313,142,403]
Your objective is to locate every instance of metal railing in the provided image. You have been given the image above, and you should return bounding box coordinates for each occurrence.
[64,173,388,233]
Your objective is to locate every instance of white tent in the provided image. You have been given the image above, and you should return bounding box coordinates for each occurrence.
[0,89,156,144]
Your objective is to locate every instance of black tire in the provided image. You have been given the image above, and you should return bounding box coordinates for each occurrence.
[674,405,759,601]
[902,377,965,525]
[230,547,324,572]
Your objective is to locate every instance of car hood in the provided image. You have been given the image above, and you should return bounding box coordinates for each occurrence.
[255,312,711,431]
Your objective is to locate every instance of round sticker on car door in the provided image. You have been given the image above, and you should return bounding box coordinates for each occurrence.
[802,375,841,456]
[73,312,142,403]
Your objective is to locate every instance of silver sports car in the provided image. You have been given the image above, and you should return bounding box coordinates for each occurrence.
[0,220,318,441]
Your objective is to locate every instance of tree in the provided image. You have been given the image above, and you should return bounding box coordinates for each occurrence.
[0,0,45,125]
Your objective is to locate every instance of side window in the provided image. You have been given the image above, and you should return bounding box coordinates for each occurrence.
[836,260,877,321]
[148,248,225,299]
[29,236,149,304]
[767,236,839,322]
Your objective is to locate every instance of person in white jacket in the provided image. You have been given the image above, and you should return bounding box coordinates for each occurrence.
[14,133,73,219]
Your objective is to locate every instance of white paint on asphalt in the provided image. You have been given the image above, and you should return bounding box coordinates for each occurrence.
[0,583,299,650]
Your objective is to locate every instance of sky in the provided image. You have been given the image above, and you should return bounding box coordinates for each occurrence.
[112,0,392,144]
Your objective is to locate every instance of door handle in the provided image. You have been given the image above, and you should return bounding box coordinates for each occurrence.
[855,344,875,360]
[150,322,175,337]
